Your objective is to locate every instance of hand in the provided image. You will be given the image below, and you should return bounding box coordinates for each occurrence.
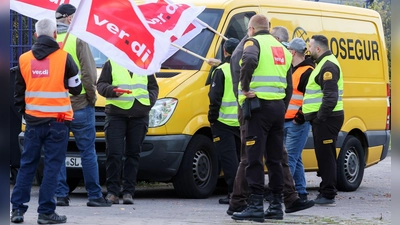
[242,90,256,98]
[116,91,123,97]
[207,58,221,66]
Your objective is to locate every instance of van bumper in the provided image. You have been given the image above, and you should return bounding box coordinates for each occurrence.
[18,133,192,182]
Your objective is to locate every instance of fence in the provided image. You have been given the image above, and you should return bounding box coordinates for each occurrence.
[10,10,35,68]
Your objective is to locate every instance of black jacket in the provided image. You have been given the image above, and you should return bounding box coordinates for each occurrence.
[97,60,159,117]
[294,56,315,94]
[240,30,293,110]
[14,35,81,125]
[304,51,344,122]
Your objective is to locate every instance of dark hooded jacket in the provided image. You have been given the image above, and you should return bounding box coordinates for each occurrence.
[14,35,81,125]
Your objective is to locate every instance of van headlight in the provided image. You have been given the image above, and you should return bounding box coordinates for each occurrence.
[149,98,178,128]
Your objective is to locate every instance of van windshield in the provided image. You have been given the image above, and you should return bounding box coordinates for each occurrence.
[162,8,223,70]
[89,8,223,70]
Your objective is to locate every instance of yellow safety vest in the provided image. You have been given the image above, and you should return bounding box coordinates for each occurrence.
[302,54,344,114]
[105,60,150,109]
[57,33,86,95]
[238,35,292,105]
[211,63,239,127]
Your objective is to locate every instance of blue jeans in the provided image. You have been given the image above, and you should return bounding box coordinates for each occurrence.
[55,105,102,200]
[284,120,310,195]
[11,121,68,214]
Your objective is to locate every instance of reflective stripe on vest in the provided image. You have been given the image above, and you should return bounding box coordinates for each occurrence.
[57,33,86,95]
[238,35,292,105]
[302,54,344,115]
[105,60,150,109]
[19,49,73,120]
[285,65,313,119]
[211,63,239,127]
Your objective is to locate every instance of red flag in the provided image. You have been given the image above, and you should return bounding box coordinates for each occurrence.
[163,19,206,62]
[139,0,205,39]
[10,0,80,20]
[69,0,170,75]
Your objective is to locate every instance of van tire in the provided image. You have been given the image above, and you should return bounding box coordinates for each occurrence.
[337,135,365,191]
[172,134,218,199]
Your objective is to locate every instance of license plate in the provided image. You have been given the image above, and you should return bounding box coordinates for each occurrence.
[66,157,82,168]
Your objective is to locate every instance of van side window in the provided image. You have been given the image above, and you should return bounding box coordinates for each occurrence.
[217,12,256,61]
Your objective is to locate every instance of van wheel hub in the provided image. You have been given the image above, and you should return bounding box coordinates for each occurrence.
[343,147,359,182]
[193,150,211,186]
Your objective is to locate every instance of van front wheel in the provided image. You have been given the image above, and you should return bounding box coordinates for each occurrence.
[337,135,365,191]
[172,134,218,199]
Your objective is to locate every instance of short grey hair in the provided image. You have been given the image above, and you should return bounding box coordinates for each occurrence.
[271,26,289,43]
[35,18,56,38]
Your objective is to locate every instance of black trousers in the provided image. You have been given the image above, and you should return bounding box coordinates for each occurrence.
[245,99,285,195]
[104,114,149,196]
[311,115,344,199]
[211,121,240,193]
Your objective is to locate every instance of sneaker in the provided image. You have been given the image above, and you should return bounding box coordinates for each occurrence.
[56,197,69,206]
[87,197,113,207]
[226,205,247,215]
[314,195,336,206]
[299,194,308,201]
[285,198,315,213]
[218,194,230,204]
[122,194,134,204]
[105,193,119,204]
[37,212,67,224]
[11,209,24,223]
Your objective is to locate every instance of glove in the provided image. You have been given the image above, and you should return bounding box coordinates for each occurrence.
[293,108,305,124]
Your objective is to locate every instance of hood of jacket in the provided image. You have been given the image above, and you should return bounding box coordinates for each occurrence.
[31,35,60,60]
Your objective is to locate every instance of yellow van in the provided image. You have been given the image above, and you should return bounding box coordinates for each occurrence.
[22,0,390,198]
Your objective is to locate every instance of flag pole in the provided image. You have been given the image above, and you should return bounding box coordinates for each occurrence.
[171,43,208,61]
[195,18,228,41]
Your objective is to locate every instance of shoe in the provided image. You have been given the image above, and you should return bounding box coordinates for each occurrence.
[105,193,119,204]
[37,212,67,224]
[87,197,113,207]
[299,194,308,201]
[231,194,264,223]
[122,194,134,204]
[285,198,315,213]
[218,194,230,204]
[11,209,24,223]
[226,205,247,215]
[56,197,69,206]
[264,194,283,220]
[314,194,336,206]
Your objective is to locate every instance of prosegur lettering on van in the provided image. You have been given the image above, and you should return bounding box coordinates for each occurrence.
[22,0,390,199]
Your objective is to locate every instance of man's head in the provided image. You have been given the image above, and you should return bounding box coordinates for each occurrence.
[309,34,329,60]
[247,14,269,37]
[288,38,307,55]
[223,38,240,56]
[34,18,57,39]
[271,26,289,45]
[55,3,76,24]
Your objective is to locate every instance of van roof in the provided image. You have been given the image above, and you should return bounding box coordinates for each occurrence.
[141,0,381,19]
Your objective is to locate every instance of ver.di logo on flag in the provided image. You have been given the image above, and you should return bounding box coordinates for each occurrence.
[86,0,155,69]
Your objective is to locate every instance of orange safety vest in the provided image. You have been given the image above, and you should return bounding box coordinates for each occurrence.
[19,49,74,121]
[285,65,313,119]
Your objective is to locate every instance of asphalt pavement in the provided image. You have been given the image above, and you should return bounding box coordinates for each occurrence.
[9,155,391,225]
